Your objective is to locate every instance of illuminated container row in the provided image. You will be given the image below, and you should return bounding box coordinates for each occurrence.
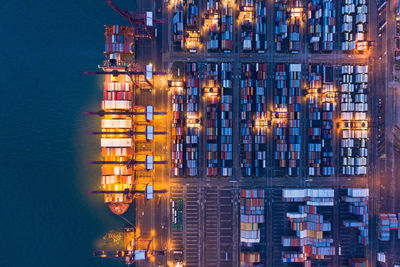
[274,64,289,170]
[221,63,233,176]
[287,64,301,176]
[255,0,267,52]
[282,189,335,263]
[186,63,200,176]
[322,0,335,51]
[171,81,185,177]
[240,188,264,266]
[221,1,233,52]
[274,0,288,52]
[172,0,184,48]
[307,0,322,52]
[240,63,254,176]
[254,63,267,176]
[205,63,219,176]
[340,65,368,175]
[342,188,369,245]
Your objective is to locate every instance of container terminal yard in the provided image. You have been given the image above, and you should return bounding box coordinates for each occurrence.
[84,0,400,266]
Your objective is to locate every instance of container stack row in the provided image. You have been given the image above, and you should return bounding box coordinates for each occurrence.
[340,65,368,175]
[307,65,323,176]
[205,63,220,176]
[282,189,335,264]
[104,25,134,56]
[322,0,335,51]
[307,0,335,52]
[240,0,255,51]
[241,63,254,176]
[221,63,233,176]
[274,64,289,172]
[171,81,185,177]
[288,64,302,176]
[307,0,323,52]
[186,0,198,28]
[307,65,335,176]
[182,0,200,52]
[185,63,200,176]
[354,0,368,52]
[240,189,265,266]
[255,0,268,52]
[377,213,399,241]
[172,0,184,49]
[206,0,220,51]
[274,0,288,52]
[320,66,335,176]
[288,1,302,53]
[341,0,368,52]
[342,188,369,245]
[221,0,233,52]
[254,63,268,176]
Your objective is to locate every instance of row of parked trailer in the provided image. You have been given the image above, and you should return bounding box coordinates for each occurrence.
[340,65,368,175]
[341,0,368,52]
[282,189,335,264]
[240,189,265,266]
[307,0,336,52]
[307,65,335,176]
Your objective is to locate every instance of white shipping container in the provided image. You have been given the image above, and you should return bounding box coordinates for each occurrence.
[101,138,132,147]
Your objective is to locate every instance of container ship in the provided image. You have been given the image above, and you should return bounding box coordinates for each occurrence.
[102,25,136,215]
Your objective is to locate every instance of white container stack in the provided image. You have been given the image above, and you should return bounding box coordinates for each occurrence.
[340,65,368,175]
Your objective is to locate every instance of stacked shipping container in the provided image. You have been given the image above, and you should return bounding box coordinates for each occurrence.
[206,0,220,51]
[205,63,220,176]
[186,63,200,176]
[255,0,267,52]
[307,0,322,52]
[377,213,399,241]
[240,0,255,51]
[307,65,334,176]
[288,1,302,53]
[322,0,335,51]
[240,189,265,265]
[342,188,369,245]
[101,26,135,206]
[171,81,185,177]
[340,65,368,175]
[221,63,233,176]
[274,64,289,172]
[241,63,254,176]
[288,64,301,176]
[282,189,335,263]
[221,0,233,52]
[254,63,267,176]
[275,0,288,52]
[173,0,184,49]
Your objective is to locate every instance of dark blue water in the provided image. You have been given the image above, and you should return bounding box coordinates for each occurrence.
[0,1,137,266]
